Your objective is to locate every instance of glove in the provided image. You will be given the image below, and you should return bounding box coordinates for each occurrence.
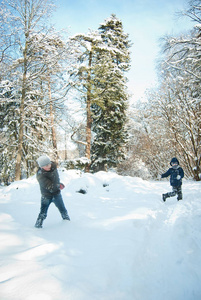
[177,175,181,180]
[60,183,65,190]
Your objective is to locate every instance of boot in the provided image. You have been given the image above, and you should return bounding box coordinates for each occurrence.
[162,193,167,202]
[177,193,183,201]
[62,212,70,221]
[35,217,43,228]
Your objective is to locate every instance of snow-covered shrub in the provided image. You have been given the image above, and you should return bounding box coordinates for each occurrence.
[117,158,152,180]
[61,157,91,171]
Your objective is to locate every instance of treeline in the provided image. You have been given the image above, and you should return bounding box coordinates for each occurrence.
[1,0,201,184]
[0,0,131,184]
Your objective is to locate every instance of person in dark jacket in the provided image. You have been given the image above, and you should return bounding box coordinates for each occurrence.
[35,155,70,228]
[161,157,184,202]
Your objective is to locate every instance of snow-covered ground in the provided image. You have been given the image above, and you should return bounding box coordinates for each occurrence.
[0,169,201,300]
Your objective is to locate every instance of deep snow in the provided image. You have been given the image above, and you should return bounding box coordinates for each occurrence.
[0,169,201,300]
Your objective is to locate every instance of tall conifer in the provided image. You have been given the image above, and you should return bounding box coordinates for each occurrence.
[91,14,131,171]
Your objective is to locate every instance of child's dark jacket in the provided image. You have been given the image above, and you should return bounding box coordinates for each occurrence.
[36,162,60,197]
[161,157,184,187]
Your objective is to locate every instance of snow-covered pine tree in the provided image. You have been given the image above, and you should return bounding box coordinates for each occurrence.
[0,80,18,184]
[91,14,131,171]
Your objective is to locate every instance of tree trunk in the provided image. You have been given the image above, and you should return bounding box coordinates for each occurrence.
[48,77,58,164]
[85,51,92,172]
[15,97,25,180]
[15,40,28,180]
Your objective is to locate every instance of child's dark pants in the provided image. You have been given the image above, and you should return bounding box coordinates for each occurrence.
[165,186,182,200]
[37,193,68,221]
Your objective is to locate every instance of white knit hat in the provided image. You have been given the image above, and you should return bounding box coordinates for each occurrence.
[37,155,51,167]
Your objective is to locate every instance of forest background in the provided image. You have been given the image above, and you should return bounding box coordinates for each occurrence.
[0,0,201,184]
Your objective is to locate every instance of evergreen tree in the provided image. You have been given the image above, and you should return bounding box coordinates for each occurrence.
[67,15,131,172]
[91,14,131,171]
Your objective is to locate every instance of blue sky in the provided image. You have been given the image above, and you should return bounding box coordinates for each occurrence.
[52,0,193,103]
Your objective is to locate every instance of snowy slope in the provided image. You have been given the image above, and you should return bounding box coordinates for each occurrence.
[0,169,201,300]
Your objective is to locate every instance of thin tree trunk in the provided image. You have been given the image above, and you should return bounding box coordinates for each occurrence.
[15,93,25,180]
[65,131,68,160]
[85,51,92,172]
[15,40,28,180]
[48,77,58,164]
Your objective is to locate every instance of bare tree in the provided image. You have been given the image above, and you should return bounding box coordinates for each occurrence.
[1,0,56,180]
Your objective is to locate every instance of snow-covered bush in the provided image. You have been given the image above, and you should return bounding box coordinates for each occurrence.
[61,157,91,171]
[117,158,152,180]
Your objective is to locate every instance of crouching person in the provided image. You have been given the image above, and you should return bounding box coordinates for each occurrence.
[35,155,70,228]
